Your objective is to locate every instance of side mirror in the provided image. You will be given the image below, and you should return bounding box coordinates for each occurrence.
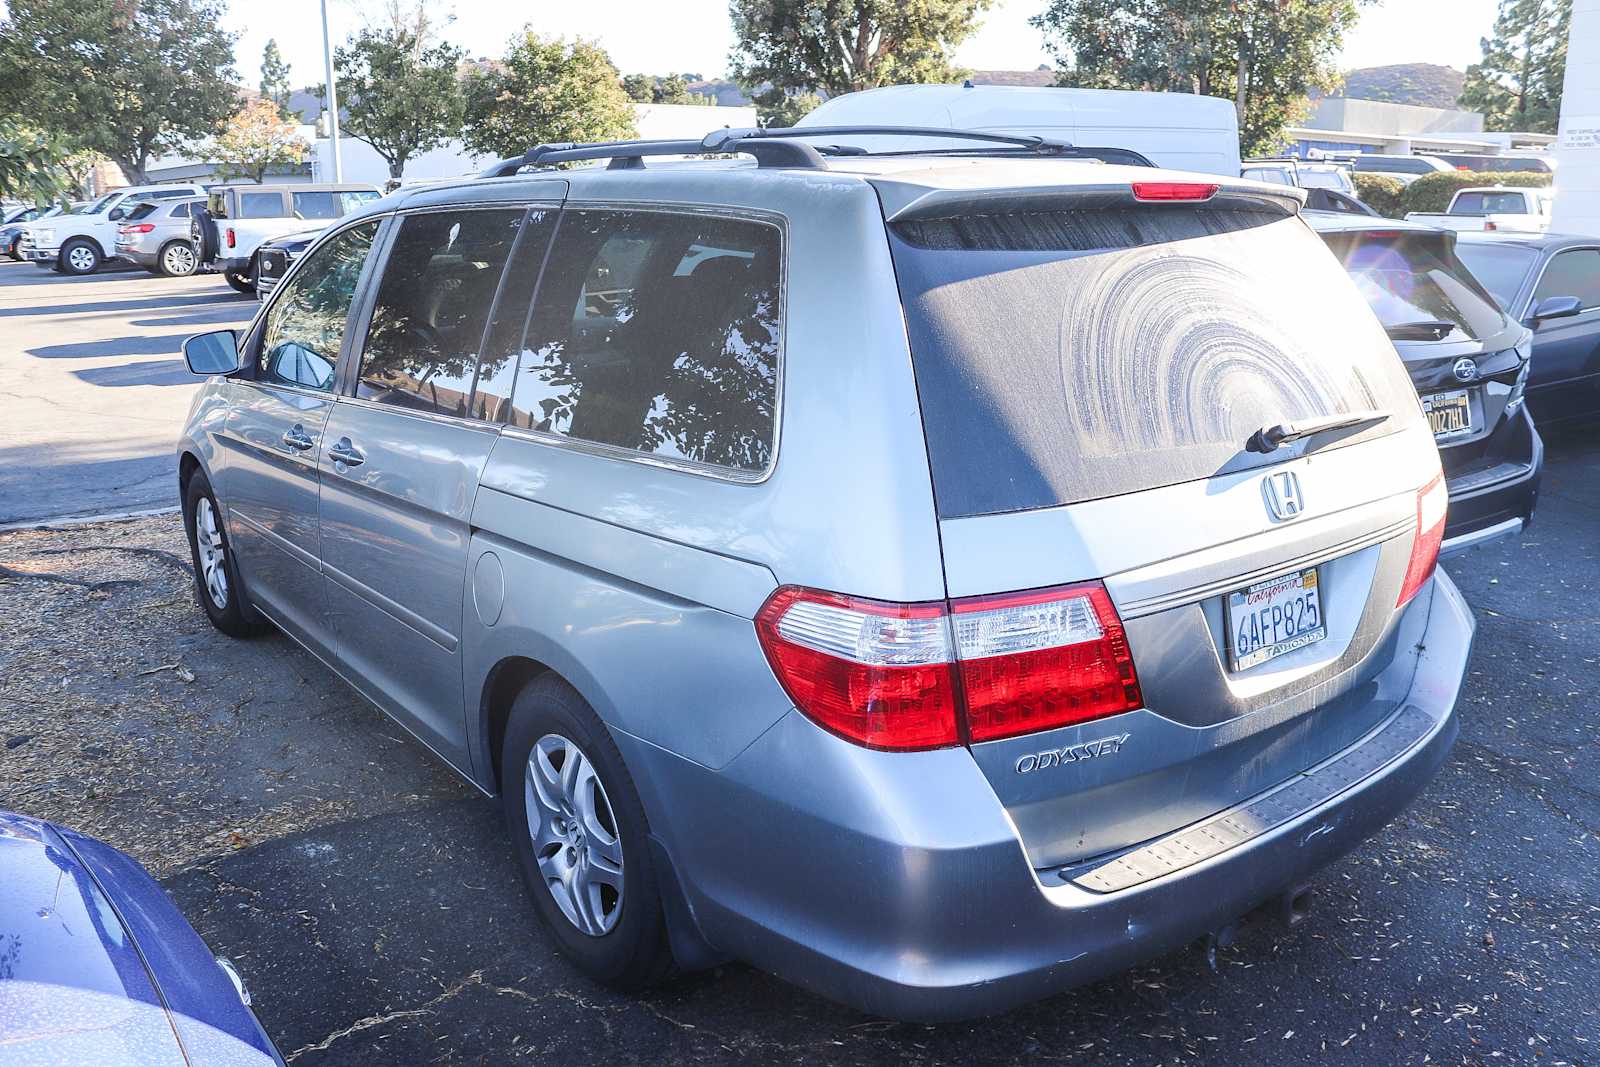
[183,330,239,376]
[1529,294,1583,326]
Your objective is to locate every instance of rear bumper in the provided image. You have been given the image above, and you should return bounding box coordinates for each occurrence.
[117,247,159,267]
[1440,404,1542,553]
[626,571,1474,1021]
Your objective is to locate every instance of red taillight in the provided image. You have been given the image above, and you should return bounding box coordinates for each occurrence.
[754,582,1142,751]
[1484,220,1499,232]
[1132,181,1220,202]
[226,227,236,248]
[1397,473,1448,607]
[122,223,155,234]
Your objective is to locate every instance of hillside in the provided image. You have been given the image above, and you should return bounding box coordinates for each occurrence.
[1335,64,1465,109]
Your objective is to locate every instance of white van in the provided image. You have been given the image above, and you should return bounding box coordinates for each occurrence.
[796,84,1241,177]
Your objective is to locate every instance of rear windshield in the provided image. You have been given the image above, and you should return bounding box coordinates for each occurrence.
[1318,230,1512,340]
[123,202,159,221]
[889,207,1419,518]
[1452,241,1538,309]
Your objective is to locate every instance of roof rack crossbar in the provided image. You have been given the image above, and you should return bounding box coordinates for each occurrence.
[708,125,1075,154]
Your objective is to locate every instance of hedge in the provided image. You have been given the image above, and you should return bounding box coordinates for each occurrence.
[1399,170,1554,215]
[1351,173,1405,218]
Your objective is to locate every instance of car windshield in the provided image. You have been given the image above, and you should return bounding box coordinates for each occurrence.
[1320,230,1511,341]
[82,193,119,215]
[1453,242,1540,310]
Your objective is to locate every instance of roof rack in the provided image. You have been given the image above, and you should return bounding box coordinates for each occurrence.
[478,124,1081,178]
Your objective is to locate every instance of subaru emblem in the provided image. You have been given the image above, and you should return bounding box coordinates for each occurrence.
[1262,470,1306,522]
[1452,357,1478,383]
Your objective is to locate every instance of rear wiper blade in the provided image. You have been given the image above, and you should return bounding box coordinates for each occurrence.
[1385,319,1456,341]
[1246,410,1390,454]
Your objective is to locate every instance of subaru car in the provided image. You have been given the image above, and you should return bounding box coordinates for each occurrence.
[1309,213,1541,555]
[175,128,1473,1020]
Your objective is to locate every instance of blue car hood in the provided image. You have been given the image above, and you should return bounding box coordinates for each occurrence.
[0,812,279,1066]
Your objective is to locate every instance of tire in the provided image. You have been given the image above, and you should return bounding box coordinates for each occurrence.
[501,675,673,990]
[157,239,199,277]
[191,208,220,263]
[59,238,101,275]
[181,471,269,639]
[224,259,255,294]
[5,236,20,261]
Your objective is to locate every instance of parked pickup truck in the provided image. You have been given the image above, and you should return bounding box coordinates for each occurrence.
[1405,186,1553,233]
[191,182,381,293]
[23,183,207,274]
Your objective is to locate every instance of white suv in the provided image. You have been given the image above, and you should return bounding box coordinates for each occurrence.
[24,183,207,274]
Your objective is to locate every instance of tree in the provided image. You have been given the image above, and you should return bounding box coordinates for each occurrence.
[0,0,238,185]
[461,33,637,160]
[753,87,823,127]
[334,28,466,180]
[0,121,78,203]
[1032,0,1368,156]
[260,39,293,119]
[622,73,655,102]
[729,0,992,99]
[1459,0,1570,133]
[213,99,309,182]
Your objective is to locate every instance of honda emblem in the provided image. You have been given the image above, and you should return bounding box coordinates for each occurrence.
[1262,470,1306,522]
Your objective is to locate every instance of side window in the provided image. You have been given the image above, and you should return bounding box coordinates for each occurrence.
[170,202,193,219]
[292,191,343,220]
[505,209,782,475]
[1534,249,1600,310]
[257,221,378,391]
[354,209,524,416]
[238,192,286,218]
[471,208,559,421]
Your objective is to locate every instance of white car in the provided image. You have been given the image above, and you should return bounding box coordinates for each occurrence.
[23,183,207,274]
[1404,186,1553,233]
[191,183,381,293]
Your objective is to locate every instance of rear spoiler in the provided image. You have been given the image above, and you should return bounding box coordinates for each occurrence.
[880,180,1305,224]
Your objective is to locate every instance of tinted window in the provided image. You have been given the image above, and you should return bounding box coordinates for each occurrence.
[1452,191,1531,216]
[889,208,1421,517]
[293,190,379,220]
[1534,248,1600,309]
[169,201,194,219]
[258,222,377,391]
[1453,241,1538,309]
[472,208,559,422]
[1320,230,1511,341]
[356,209,524,416]
[504,209,782,475]
[123,203,159,221]
[238,192,286,218]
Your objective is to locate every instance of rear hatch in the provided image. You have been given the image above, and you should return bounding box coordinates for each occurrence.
[1316,226,1531,481]
[881,181,1443,873]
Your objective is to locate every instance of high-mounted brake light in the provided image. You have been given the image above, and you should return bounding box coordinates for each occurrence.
[226,227,236,248]
[754,582,1143,751]
[1397,473,1447,607]
[1131,181,1220,202]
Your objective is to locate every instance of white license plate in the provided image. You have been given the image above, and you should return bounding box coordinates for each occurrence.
[1423,389,1473,440]
[1226,567,1326,671]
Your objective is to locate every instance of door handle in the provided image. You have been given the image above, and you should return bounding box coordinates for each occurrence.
[280,424,315,452]
[327,437,365,468]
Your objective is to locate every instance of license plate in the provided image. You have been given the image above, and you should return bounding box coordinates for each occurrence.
[1423,389,1473,440]
[1226,567,1327,671]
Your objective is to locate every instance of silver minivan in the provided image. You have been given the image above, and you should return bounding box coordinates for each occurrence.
[177,128,1474,1021]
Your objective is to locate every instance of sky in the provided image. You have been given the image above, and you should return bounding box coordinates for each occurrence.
[224,0,1503,92]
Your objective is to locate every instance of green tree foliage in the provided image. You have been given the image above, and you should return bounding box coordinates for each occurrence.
[620,73,716,106]
[461,33,637,160]
[1031,0,1367,156]
[622,73,655,102]
[334,28,466,179]
[1350,172,1404,217]
[0,121,76,203]
[753,87,823,127]
[0,0,238,185]
[1399,169,1553,215]
[1459,0,1570,133]
[214,99,310,183]
[260,39,293,119]
[729,0,993,99]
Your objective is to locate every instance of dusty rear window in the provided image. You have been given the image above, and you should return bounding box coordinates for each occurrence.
[889,208,1420,518]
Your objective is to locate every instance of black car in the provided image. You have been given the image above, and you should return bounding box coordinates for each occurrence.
[1453,231,1600,428]
[1307,212,1541,555]
[252,227,325,302]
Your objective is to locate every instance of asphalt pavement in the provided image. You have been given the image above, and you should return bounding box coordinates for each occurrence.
[0,259,255,525]
[0,264,1595,1065]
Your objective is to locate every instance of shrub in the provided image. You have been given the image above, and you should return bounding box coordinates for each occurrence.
[1351,173,1405,218]
[1400,170,1553,215]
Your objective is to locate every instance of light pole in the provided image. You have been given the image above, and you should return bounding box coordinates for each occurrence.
[321,0,343,181]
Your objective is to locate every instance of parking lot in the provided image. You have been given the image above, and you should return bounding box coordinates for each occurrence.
[1,261,1597,1064]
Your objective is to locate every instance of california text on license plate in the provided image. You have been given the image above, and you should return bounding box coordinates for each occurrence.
[1423,389,1473,440]
[1226,567,1327,671]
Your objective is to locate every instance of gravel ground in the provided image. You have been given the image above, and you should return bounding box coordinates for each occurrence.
[1,433,1597,1066]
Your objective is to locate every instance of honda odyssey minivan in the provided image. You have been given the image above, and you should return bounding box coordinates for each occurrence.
[176,126,1474,1021]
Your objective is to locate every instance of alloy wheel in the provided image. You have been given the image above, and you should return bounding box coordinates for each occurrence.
[66,245,96,272]
[164,243,196,275]
[194,497,229,609]
[525,733,625,936]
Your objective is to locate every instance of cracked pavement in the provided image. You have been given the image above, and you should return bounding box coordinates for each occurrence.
[0,265,1596,1064]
